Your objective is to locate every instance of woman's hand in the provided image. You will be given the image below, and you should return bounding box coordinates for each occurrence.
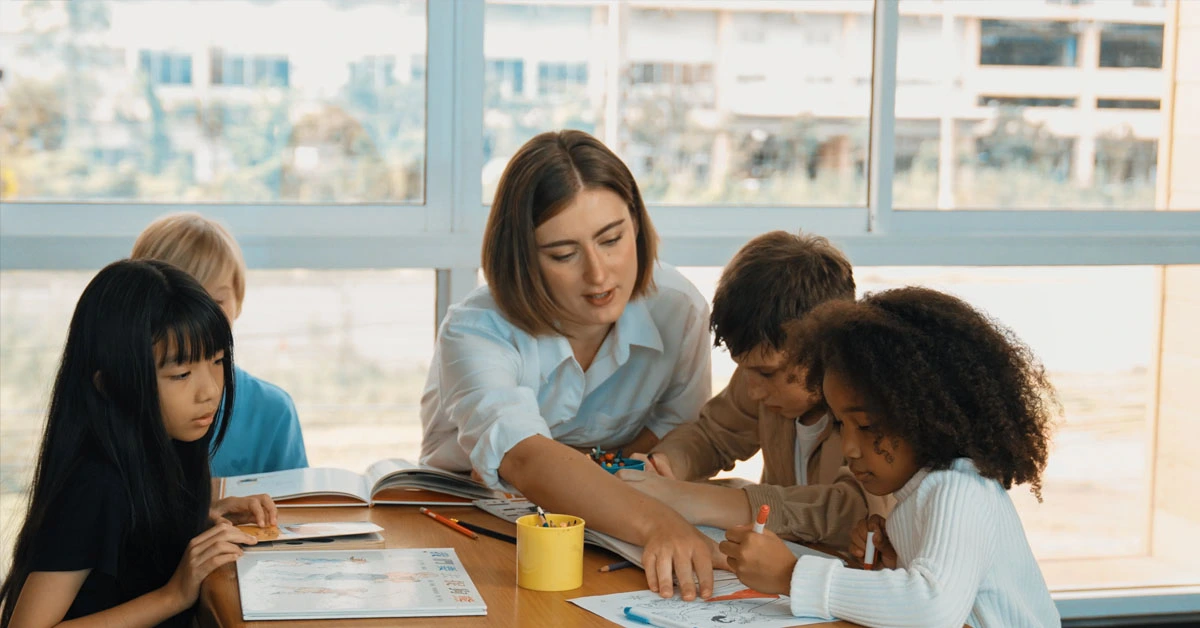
[849,514,897,569]
[162,522,257,610]
[209,493,277,527]
[718,524,797,596]
[641,515,715,601]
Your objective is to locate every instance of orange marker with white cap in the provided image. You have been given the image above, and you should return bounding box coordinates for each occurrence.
[752,504,769,534]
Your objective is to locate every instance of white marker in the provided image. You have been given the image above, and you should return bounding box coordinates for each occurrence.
[864,531,877,570]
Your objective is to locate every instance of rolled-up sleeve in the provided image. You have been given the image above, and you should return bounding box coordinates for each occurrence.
[644,295,711,438]
[436,320,552,489]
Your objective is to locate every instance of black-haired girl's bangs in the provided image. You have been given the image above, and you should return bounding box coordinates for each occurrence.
[153,289,232,367]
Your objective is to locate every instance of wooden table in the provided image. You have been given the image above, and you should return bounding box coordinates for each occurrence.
[199,506,860,627]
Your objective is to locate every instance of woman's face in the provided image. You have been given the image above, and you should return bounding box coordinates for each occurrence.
[534,188,640,339]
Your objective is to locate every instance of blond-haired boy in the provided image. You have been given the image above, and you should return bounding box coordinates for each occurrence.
[133,212,308,476]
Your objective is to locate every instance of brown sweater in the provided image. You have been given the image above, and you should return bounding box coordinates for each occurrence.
[651,366,892,549]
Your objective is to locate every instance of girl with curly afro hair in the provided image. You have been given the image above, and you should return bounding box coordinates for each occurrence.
[718,286,1060,628]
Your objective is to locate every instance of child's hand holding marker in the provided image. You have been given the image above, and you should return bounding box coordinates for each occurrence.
[717,506,796,596]
[850,514,897,569]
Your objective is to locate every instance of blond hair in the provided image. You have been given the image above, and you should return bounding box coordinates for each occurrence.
[131,212,247,317]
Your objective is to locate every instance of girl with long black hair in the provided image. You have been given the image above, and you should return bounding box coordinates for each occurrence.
[1,260,274,627]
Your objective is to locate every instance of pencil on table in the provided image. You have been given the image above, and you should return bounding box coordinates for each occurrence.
[419,507,478,540]
[599,560,635,572]
[450,518,517,544]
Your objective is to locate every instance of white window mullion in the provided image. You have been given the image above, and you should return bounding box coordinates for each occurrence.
[867,0,899,233]
[451,0,486,235]
[424,0,455,233]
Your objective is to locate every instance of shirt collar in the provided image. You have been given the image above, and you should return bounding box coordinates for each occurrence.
[535,297,664,381]
[610,297,664,364]
[893,457,977,504]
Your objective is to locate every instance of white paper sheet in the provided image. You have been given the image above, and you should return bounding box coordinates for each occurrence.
[570,580,828,628]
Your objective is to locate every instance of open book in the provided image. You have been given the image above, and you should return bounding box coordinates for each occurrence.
[219,459,513,507]
[473,498,842,572]
[237,548,486,620]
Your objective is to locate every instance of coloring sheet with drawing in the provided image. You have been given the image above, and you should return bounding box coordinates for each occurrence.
[570,579,828,628]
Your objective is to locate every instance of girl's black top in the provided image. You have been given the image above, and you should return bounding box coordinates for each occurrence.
[28,455,193,627]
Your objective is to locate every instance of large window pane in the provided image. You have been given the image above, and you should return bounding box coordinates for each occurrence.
[894,1,1167,210]
[483,1,874,206]
[679,264,1198,591]
[0,269,434,574]
[0,0,427,203]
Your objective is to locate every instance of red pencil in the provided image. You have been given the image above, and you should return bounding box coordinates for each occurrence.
[419,507,478,539]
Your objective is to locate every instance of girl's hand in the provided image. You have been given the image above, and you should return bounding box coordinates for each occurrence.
[163,522,257,609]
[849,514,897,569]
[718,524,797,596]
[210,493,277,527]
[630,452,677,480]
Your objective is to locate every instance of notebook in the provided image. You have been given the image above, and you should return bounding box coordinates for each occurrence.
[239,522,386,552]
[218,459,513,507]
[236,548,487,620]
[246,532,385,552]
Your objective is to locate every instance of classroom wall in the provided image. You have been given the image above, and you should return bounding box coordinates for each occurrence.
[1151,0,1200,560]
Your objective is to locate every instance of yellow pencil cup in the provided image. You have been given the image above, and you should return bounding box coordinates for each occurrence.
[515,513,586,591]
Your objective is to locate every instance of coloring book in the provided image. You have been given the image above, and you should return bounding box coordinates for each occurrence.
[236,548,486,620]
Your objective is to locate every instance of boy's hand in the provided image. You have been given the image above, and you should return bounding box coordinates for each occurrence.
[718,524,796,596]
[210,493,277,528]
[631,452,677,480]
[616,468,679,508]
[849,514,897,569]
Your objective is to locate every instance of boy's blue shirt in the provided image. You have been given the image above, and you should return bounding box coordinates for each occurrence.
[210,366,308,477]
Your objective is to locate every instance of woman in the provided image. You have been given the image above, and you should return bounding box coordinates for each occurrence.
[420,130,716,599]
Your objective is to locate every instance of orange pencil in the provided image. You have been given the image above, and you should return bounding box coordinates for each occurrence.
[419,507,478,539]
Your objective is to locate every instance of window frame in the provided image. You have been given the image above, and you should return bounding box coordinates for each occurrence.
[2,0,1196,274]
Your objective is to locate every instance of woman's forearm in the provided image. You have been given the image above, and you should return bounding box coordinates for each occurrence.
[499,435,687,544]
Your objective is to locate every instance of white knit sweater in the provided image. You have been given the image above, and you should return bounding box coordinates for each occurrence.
[788,458,1060,628]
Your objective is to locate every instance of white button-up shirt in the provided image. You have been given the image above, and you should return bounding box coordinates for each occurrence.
[420,263,712,489]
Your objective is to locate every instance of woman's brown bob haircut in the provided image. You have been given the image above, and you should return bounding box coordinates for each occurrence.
[482,129,659,336]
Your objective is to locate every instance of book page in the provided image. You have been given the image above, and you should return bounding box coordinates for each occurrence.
[366,459,508,501]
[236,549,486,620]
[221,467,371,503]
